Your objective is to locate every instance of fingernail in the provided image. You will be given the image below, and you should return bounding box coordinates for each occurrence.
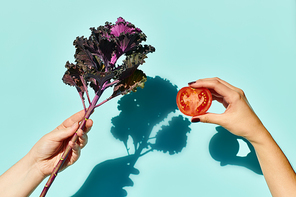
[191,118,200,123]
[188,81,196,85]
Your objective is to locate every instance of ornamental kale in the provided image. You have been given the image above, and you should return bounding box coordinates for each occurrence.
[40,17,155,197]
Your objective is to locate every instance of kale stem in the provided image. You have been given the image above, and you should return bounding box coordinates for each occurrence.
[78,92,87,112]
[39,93,101,197]
[94,94,118,108]
[104,79,120,89]
[80,76,91,105]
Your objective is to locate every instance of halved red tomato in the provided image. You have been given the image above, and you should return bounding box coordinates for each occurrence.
[176,87,212,116]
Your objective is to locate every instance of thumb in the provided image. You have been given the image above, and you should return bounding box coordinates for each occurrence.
[51,122,79,141]
[191,113,224,125]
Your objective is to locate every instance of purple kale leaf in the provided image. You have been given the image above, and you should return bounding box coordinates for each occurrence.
[112,69,147,97]
[62,17,155,109]
[62,62,88,105]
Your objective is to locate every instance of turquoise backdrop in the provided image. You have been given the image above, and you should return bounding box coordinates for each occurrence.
[1,0,296,196]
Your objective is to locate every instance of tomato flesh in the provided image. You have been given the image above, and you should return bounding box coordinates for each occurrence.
[176,87,212,116]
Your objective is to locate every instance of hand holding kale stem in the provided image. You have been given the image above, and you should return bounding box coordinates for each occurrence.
[40,17,155,197]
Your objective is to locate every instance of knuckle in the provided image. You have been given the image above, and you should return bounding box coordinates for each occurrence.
[232,90,244,101]
[212,79,221,87]
[236,88,245,97]
[212,77,221,81]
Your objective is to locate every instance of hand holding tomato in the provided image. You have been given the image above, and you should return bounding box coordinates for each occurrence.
[181,78,296,197]
[187,77,267,143]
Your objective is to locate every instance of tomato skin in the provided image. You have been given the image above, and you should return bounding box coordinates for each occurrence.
[176,87,212,116]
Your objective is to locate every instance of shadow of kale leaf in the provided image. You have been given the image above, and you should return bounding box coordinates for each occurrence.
[151,115,191,155]
[111,76,191,157]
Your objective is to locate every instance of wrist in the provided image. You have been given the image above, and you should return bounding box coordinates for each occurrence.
[0,151,46,196]
[21,152,47,195]
[26,150,48,180]
[246,124,272,147]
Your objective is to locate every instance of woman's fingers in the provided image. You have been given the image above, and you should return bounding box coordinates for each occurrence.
[188,77,239,105]
[216,77,245,96]
[192,113,225,125]
[50,118,91,148]
[57,110,94,133]
[189,78,232,96]
[84,119,93,133]
[75,129,88,149]
[57,110,86,130]
[69,140,81,154]
[49,122,79,142]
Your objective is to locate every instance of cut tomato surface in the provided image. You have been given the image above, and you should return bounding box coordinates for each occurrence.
[176,87,212,116]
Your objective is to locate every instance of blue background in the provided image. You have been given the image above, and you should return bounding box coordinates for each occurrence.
[1,0,296,196]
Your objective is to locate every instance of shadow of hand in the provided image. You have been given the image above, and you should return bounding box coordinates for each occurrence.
[72,155,139,197]
[209,126,262,175]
